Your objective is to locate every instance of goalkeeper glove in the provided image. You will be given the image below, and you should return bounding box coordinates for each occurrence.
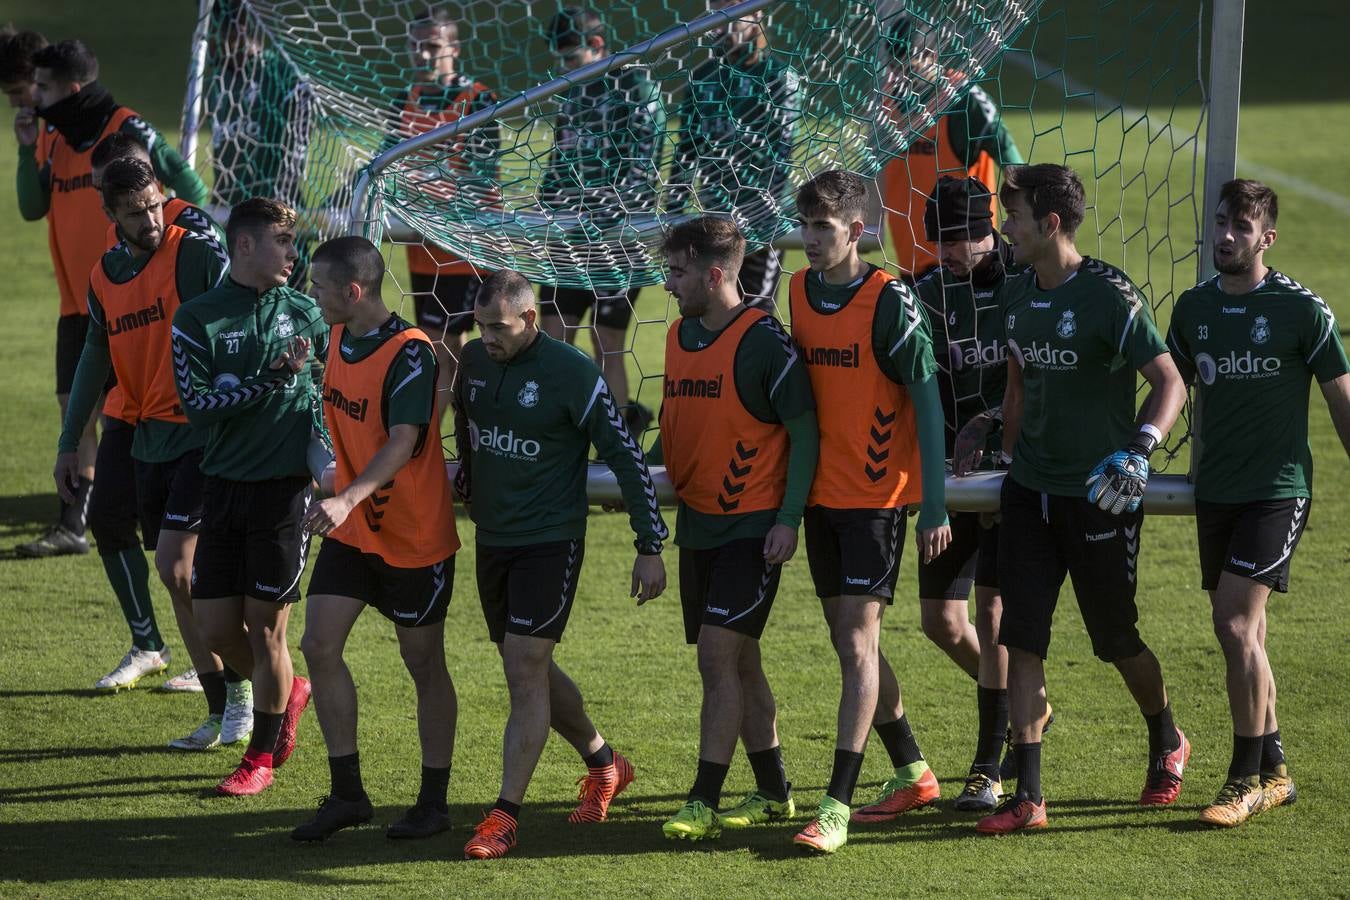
[1086,425,1162,515]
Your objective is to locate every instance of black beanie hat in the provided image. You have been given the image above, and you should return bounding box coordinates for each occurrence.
[924,175,995,242]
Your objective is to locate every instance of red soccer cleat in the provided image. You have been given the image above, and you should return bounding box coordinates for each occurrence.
[272,676,312,769]
[568,751,635,823]
[1140,728,1190,806]
[976,795,1047,835]
[215,757,275,796]
[464,809,518,859]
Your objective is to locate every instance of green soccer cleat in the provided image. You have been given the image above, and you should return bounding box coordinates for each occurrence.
[719,790,795,828]
[663,800,722,841]
[793,796,850,854]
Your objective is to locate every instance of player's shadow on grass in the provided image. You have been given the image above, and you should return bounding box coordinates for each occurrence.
[0,688,114,699]
[0,773,206,805]
[0,744,184,763]
[0,492,59,544]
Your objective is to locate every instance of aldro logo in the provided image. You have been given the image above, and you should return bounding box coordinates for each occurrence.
[467,419,541,461]
[1194,351,1282,385]
[949,339,1006,372]
[1009,338,1079,370]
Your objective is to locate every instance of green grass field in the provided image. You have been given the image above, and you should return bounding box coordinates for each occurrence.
[2,2,1349,896]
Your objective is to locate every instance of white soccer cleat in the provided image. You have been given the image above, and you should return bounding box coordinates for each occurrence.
[221,680,254,744]
[169,716,223,751]
[94,647,170,692]
[161,667,203,693]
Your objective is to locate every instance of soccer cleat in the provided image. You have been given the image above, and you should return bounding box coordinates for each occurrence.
[169,715,223,751]
[271,676,312,768]
[215,758,274,796]
[953,771,1002,812]
[161,667,204,693]
[1258,769,1297,812]
[387,803,452,840]
[662,800,723,841]
[15,525,89,558]
[94,646,170,692]
[851,765,940,823]
[568,751,634,823]
[1140,728,1190,806]
[976,795,1048,835]
[793,796,851,854]
[719,790,795,828]
[464,809,518,859]
[291,794,374,842]
[220,680,253,744]
[1199,778,1264,828]
[1000,710,1054,782]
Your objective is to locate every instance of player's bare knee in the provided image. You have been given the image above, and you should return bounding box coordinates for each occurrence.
[398,639,447,684]
[919,603,964,649]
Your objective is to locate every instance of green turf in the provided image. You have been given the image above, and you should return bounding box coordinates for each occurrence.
[2,1,1349,896]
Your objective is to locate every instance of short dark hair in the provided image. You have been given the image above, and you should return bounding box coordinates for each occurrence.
[312,236,385,294]
[797,170,868,223]
[411,7,459,41]
[91,132,148,170]
[476,270,535,311]
[0,26,48,85]
[1218,178,1278,230]
[999,163,1086,237]
[548,7,602,51]
[32,39,98,85]
[100,157,156,209]
[662,216,745,276]
[225,197,297,253]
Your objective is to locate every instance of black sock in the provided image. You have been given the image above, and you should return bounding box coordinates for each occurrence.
[328,752,365,801]
[583,742,614,769]
[973,687,1009,774]
[825,749,865,806]
[1015,742,1042,803]
[746,746,789,802]
[1228,734,1264,780]
[222,665,245,684]
[688,758,730,808]
[493,797,520,820]
[874,714,924,768]
[418,765,450,811]
[199,670,227,717]
[60,477,92,534]
[1144,703,1180,757]
[248,710,284,756]
[1261,730,1286,772]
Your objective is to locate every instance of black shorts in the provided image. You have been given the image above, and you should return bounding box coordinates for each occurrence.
[1196,497,1310,593]
[476,538,584,643]
[409,271,481,338]
[679,537,782,644]
[308,537,455,627]
[804,505,906,601]
[192,475,312,603]
[56,314,117,397]
[917,510,999,600]
[739,247,784,311]
[540,285,640,331]
[997,475,1146,662]
[87,417,140,552]
[134,449,205,550]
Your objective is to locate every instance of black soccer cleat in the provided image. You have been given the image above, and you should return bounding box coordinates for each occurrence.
[291,794,374,842]
[15,525,89,558]
[387,802,451,840]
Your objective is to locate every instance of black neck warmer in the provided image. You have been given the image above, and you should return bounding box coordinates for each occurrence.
[39,81,119,150]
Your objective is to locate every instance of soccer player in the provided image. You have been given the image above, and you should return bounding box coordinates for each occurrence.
[93,133,223,248]
[14,39,207,558]
[0,25,46,110]
[973,163,1189,836]
[1167,180,1350,827]
[665,0,802,311]
[912,175,1020,810]
[453,270,668,860]
[171,198,326,796]
[292,236,461,842]
[537,7,666,433]
[787,171,951,854]
[53,157,235,748]
[380,7,498,418]
[879,14,1023,283]
[656,218,817,842]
